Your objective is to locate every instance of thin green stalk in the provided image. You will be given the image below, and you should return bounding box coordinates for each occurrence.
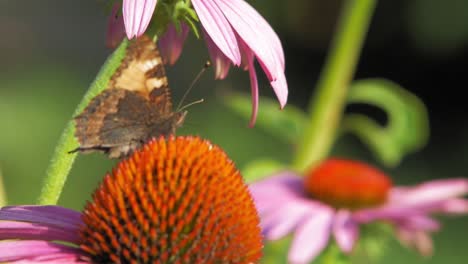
[37,40,129,205]
[292,0,377,172]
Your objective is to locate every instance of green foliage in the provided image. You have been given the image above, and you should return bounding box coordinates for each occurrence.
[407,0,468,55]
[315,244,350,264]
[262,237,291,264]
[242,159,287,183]
[262,237,352,264]
[341,79,429,167]
[351,223,393,263]
[225,92,307,144]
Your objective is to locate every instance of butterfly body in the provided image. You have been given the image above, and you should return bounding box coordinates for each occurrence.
[73,36,185,158]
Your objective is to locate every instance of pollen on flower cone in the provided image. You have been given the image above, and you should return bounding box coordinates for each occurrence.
[304,158,392,210]
[79,136,262,264]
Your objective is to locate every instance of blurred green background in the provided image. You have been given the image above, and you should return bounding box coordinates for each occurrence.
[0,1,467,263]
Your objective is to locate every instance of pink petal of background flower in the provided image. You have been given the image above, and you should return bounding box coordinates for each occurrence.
[122,0,158,39]
[333,210,359,253]
[159,23,190,65]
[203,31,231,79]
[250,171,468,264]
[106,3,125,49]
[289,210,334,264]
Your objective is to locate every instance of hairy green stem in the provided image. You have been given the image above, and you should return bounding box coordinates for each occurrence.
[292,0,377,172]
[37,40,129,205]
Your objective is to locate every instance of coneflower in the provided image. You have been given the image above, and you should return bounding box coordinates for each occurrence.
[0,137,263,263]
[250,158,468,264]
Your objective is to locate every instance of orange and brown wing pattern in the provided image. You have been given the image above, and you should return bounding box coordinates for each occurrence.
[72,35,185,159]
[109,35,169,95]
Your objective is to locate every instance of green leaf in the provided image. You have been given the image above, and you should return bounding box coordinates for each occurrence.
[242,159,287,183]
[315,244,350,264]
[262,238,352,264]
[341,78,429,167]
[225,92,307,144]
[262,237,291,264]
[350,223,393,263]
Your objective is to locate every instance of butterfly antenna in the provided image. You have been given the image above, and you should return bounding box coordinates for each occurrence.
[178,98,205,112]
[176,61,212,111]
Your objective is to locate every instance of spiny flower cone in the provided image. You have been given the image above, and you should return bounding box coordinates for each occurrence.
[79,136,262,264]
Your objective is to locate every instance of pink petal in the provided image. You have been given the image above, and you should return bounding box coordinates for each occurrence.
[159,23,189,65]
[355,178,468,222]
[332,210,359,253]
[396,228,434,257]
[249,173,305,214]
[0,206,82,230]
[214,0,288,108]
[122,0,157,39]
[261,200,324,240]
[238,38,259,127]
[391,178,468,207]
[16,253,89,264]
[203,30,231,79]
[106,3,125,49]
[192,0,241,64]
[434,198,468,214]
[0,241,83,262]
[289,209,334,264]
[0,221,79,242]
[397,214,441,232]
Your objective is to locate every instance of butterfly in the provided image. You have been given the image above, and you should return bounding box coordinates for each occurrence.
[72,35,186,158]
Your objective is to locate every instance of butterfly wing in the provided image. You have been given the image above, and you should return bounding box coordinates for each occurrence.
[73,35,182,158]
[109,35,169,94]
[74,89,151,158]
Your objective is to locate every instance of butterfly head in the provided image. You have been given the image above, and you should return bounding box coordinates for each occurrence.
[175,110,188,128]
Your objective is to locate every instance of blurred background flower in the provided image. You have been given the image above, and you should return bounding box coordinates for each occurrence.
[250,158,468,263]
[1,0,468,263]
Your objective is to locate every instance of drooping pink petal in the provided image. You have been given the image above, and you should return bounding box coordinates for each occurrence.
[397,214,441,232]
[0,221,79,242]
[122,0,158,39]
[203,30,231,79]
[0,241,83,262]
[396,227,434,257]
[159,23,190,65]
[332,210,359,253]
[238,38,259,127]
[106,3,125,49]
[214,0,282,72]
[0,206,82,231]
[289,209,334,264]
[192,0,241,64]
[214,0,288,108]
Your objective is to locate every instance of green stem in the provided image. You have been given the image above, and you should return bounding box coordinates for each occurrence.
[0,168,7,206]
[292,0,377,172]
[37,40,129,205]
